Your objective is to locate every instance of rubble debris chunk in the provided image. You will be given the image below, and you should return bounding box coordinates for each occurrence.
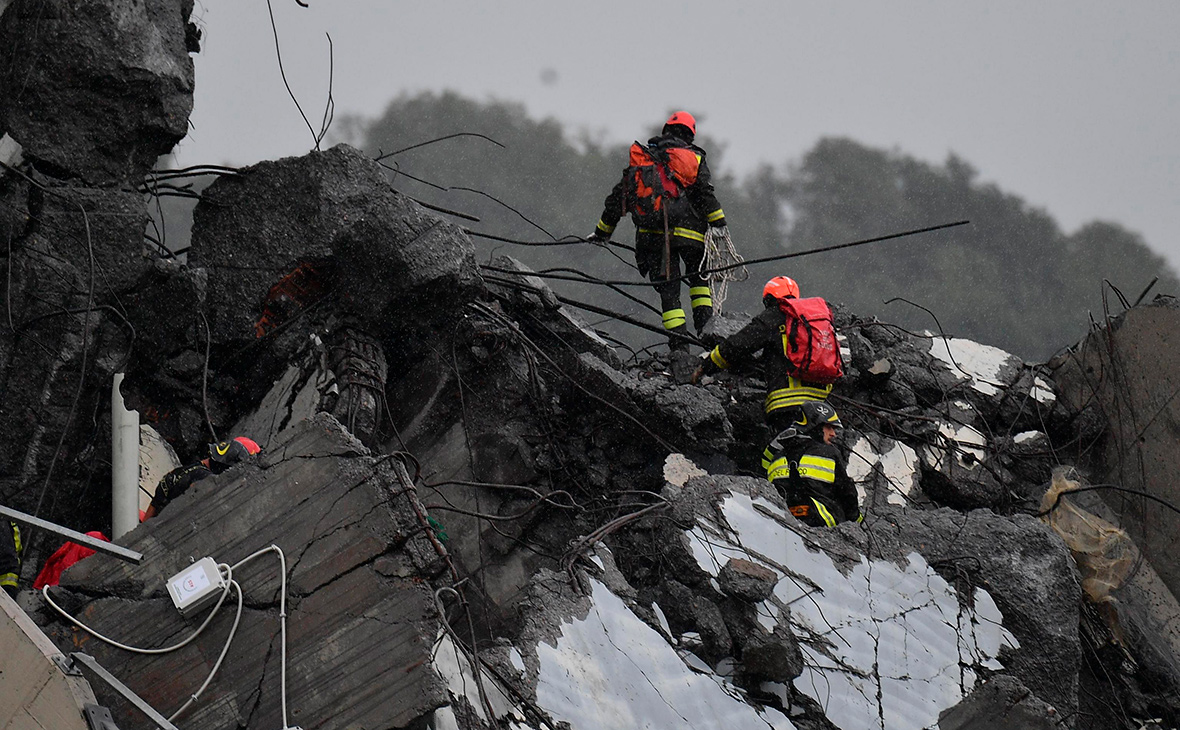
[0,0,198,184]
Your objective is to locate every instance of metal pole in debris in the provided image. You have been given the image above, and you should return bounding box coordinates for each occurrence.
[0,505,142,564]
[111,373,140,539]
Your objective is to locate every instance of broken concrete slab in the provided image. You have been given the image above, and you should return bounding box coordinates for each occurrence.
[0,0,198,184]
[647,474,1077,728]
[39,414,449,730]
[1051,297,1180,601]
[938,674,1061,730]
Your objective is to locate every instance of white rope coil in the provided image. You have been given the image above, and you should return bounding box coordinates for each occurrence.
[703,226,748,313]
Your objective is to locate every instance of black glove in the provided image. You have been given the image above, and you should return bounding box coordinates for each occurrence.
[588,231,610,246]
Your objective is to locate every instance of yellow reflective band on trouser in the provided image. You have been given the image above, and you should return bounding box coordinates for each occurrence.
[707,208,725,222]
[797,455,836,483]
[766,456,790,483]
[596,219,616,234]
[710,346,729,369]
[764,385,833,413]
[662,309,687,330]
[689,286,712,308]
[638,227,707,243]
[812,498,837,527]
[0,572,16,589]
[11,524,20,553]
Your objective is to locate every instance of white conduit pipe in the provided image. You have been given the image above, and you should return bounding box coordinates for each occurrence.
[111,373,140,539]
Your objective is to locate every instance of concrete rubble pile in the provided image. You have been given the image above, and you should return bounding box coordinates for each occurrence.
[2,2,1180,730]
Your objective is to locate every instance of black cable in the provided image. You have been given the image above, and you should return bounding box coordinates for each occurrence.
[534,267,660,315]
[1133,276,1159,307]
[374,132,505,162]
[481,221,968,289]
[409,197,480,222]
[465,229,635,254]
[316,33,335,146]
[484,275,699,346]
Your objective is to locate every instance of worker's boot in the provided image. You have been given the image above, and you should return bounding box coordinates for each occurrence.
[692,304,713,334]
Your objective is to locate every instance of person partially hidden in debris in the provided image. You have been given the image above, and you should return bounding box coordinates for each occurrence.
[764,401,861,527]
[0,520,21,598]
[143,436,261,520]
[691,276,842,433]
[589,111,727,348]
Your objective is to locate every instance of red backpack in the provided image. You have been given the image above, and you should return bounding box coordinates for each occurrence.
[622,141,700,221]
[778,297,844,383]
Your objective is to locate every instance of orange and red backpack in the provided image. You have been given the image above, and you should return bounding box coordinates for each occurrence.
[622,141,700,222]
[778,297,845,384]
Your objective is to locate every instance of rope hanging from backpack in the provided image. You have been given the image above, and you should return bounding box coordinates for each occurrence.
[703,226,748,313]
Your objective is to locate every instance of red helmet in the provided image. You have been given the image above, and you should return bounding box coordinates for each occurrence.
[763,276,800,301]
[664,111,697,137]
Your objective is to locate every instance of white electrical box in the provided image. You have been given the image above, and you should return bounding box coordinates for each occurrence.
[167,557,226,617]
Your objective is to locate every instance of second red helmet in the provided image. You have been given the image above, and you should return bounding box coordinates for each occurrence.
[664,111,697,137]
[763,276,800,301]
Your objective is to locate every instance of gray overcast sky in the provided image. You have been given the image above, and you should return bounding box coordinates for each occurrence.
[178,1,1180,266]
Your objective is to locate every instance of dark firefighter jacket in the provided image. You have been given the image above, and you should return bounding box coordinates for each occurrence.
[763,433,859,527]
[1,520,20,596]
[594,134,726,254]
[701,303,833,415]
[150,461,214,515]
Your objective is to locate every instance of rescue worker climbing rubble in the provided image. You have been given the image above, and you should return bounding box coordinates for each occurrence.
[691,276,839,432]
[143,436,261,520]
[590,111,728,347]
[764,401,860,527]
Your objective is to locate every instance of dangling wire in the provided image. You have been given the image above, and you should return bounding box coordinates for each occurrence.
[702,226,748,313]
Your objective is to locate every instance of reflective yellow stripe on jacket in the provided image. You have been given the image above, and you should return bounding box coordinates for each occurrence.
[766,455,790,482]
[764,379,834,413]
[797,455,836,483]
[811,498,837,527]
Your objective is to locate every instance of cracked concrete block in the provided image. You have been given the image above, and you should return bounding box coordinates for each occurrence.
[741,623,804,685]
[41,413,446,730]
[0,0,198,184]
[938,674,1060,730]
[1052,298,1180,603]
[717,558,777,602]
[662,580,732,662]
[699,311,752,347]
[191,144,479,343]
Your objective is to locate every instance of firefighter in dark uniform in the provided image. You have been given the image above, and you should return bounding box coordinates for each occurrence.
[1,520,21,598]
[143,436,261,520]
[764,401,860,527]
[691,276,834,432]
[591,111,727,344]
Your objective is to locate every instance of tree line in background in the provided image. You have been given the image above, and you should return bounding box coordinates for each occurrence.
[171,90,1170,362]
